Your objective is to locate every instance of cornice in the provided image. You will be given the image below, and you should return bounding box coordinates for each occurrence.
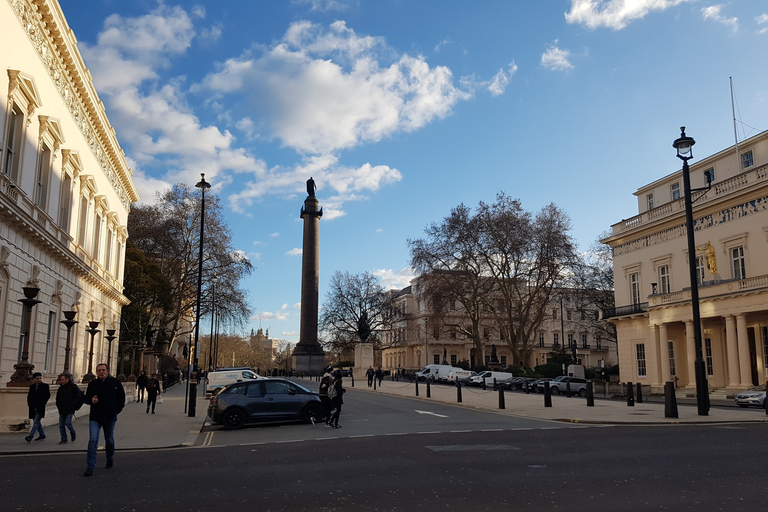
[9,0,139,210]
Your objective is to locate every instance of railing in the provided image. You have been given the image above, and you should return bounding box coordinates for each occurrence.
[602,302,648,319]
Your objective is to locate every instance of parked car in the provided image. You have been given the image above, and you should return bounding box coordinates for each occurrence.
[734,385,766,408]
[446,369,476,384]
[548,376,589,396]
[531,378,553,393]
[415,364,454,382]
[469,371,514,387]
[208,378,323,429]
[206,368,263,395]
[501,376,535,391]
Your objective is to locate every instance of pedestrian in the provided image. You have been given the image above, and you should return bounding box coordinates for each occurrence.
[25,372,51,443]
[366,366,374,387]
[55,372,82,444]
[318,367,333,424]
[145,373,160,414]
[162,373,168,392]
[83,363,125,476]
[135,370,148,403]
[327,370,344,428]
[375,367,384,386]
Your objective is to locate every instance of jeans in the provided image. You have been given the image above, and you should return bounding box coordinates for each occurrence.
[58,413,75,441]
[28,412,45,439]
[87,417,117,469]
[137,387,145,402]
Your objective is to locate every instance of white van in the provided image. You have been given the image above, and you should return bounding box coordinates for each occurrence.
[435,366,464,382]
[206,369,262,394]
[469,371,514,387]
[416,364,454,382]
[446,369,476,384]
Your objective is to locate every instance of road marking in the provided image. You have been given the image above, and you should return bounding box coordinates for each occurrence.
[415,410,449,418]
[509,427,533,431]
[450,430,472,433]
[350,435,375,438]
[481,429,503,432]
[417,431,442,434]
[275,439,304,444]
[384,432,408,436]
[541,427,562,430]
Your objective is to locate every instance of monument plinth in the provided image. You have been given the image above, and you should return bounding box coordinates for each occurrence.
[293,177,326,373]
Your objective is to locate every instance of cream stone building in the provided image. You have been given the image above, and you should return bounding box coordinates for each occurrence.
[381,276,616,372]
[602,129,768,396]
[0,0,138,407]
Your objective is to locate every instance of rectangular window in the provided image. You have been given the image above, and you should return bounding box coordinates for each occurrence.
[93,214,102,261]
[433,354,440,365]
[539,333,544,347]
[567,333,574,347]
[77,196,88,246]
[552,308,558,320]
[4,105,23,181]
[581,310,587,321]
[59,174,72,230]
[659,265,670,294]
[34,145,52,209]
[500,356,507,367]
[483,327,489,340]
[704,169,715,184]
[433,326,439,339]
[696,256,705,285]
[566,309,572,321]
[731,246,746,280]
[450,354,457,365]
[636,344,647,377]
[741,150,753,169]
[647,193,654,210]
[705,338,714,377]
[581,333,588,348]
[630,273,641,304]
[115,241,122,279]
[668,341,676,376]
[763,328,768,369]
[44,311,56,372]
[105,230,113,273]
[671,182,680,200]
[553,333,559,346]
[596,335,602,349]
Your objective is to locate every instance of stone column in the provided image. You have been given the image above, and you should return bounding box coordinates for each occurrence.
[658,323,671,385]
[292,182,325,373]
[736,314,752,387]
[685,320,696,389]
[725,315,740,387]
[647,324,661,387]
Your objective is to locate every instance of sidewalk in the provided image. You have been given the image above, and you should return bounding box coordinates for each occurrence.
[297,376,768,425]
[0,381,208,455]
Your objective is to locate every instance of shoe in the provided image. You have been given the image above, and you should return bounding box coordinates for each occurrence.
[310,416,316,426]
[334,424,342,428]
[83,467,93,477]
[146,408,149,414]
[151,411,155,414]
[25,436,32,443]
[325,423,332,428]
[71,432,76,442]
[59,440,67,444]
[106,460,113,469]
[35,435,46,441]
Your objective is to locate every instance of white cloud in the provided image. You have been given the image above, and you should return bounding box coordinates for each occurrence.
[255,310,290,321]
[702,5,739,31]
[286,248,303,256]
[270,232,280,238]
[487,63,518,96]
[373,267,416,290]
[292,302,302,310]
[565,0,688,30]
[198,20,471,155]
[292,0,356,12]
[541,44,574,71]
[758,14,768,34]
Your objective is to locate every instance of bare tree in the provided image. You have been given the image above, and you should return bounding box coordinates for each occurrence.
[571,231,617,346]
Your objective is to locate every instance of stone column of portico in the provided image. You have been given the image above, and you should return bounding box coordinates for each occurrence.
[685,320,696,389]
[736,314,752,387]
[650,324,663,388]
[658,323,671,385]
[725,315,741,388]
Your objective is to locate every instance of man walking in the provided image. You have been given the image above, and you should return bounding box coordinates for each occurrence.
[26,372,50,442]
[366,366,374,387]
[83,363,125,476]
[145,374,160,414]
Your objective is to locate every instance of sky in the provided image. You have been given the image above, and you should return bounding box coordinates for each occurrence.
[57,0,768,344]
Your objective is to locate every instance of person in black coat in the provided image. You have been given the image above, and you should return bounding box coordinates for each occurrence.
[83,364,125,476]
[56,372,82,444]
[26,372,51,443]
[135,371,148,403]
[328,371,344,429]
[145,374,160,414]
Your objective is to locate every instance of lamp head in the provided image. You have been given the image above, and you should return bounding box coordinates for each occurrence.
[195,173,211,191]
[673,126,696,161]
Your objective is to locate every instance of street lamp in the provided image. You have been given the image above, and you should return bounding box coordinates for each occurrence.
[189,173,210,417]
[105,329,117,375]
[60,310,78,374]
[673,126,709,416]
[8,286,43,386]
[208,271,217,372]
[82,321,101,383]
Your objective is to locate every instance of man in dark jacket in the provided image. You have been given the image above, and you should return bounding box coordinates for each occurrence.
[56,372,82,444]
[135,371,148,403]
[26,372,51,443]
[145,374,160,414]
[83,363,125,476]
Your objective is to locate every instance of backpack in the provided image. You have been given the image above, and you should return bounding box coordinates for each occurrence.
[147,380,157,391]
[73,387,85,411]
[327,384,337,399]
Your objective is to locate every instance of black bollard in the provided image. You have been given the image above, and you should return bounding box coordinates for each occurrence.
[373,376,377,390]
[415,379,419,396]
[765,379,768,416]
[586,381,594,407]
[566,381,572,398]
[525,379,530,394]
[482,378,487,391]
[544,381,552,407]
[627,381,635,406]
[493,378,498,391]
[499,385,505,409]
[636,382,643,404]
[457,381,462,403]
[427,380,431,398]
[351,373,354,388]
[664,381,678,418]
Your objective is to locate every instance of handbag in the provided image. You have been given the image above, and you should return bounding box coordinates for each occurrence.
[156,394,163,404]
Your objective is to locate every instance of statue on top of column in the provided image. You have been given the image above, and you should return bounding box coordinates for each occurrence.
[306,177,316,198]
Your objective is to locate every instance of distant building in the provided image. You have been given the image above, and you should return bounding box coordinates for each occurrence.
[380,275,616,371]
[602,129,768,395]
[0,0,138,390]
[249,327,279,360]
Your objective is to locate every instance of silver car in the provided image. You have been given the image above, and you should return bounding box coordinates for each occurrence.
[734,385,766,408]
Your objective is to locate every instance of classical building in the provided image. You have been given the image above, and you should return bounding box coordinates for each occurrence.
[1,0,138,404]
[381,276,616,372]
[602,129,768,396]
[249,327,279,360]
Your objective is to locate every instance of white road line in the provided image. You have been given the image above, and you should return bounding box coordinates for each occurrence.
[350,435,375,438]
[417,431,442,434]
[481,429,503,432]
[450,430,472,433]
[275,439,304,444]
[384,433,408,436]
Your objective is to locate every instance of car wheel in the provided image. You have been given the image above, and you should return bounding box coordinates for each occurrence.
[550,387,559,395]
[302,402,323,424]
[510,384,518,391]
[578,389,587,397]
[222,408,246,430]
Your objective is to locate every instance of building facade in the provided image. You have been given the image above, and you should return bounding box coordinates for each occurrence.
[1,0,138,394]
[381,276,616,372]
[602,129,768,395]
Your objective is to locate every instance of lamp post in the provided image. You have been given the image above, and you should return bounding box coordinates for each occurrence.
[105,329,117,375]
[189,173,210,417]
[673,126,709,416]
[7,286,43,386]
[60,310,78,374]
[82,321,100,383]
[208,272,217,372]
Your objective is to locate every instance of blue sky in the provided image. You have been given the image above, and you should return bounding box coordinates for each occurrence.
[58,0,768,343]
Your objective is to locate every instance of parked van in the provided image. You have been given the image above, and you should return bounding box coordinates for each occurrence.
[206,369,262,394]
[435,366,464,382]
[469,371,514,387]
[415,364,454,382]
[446,369,476,384]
